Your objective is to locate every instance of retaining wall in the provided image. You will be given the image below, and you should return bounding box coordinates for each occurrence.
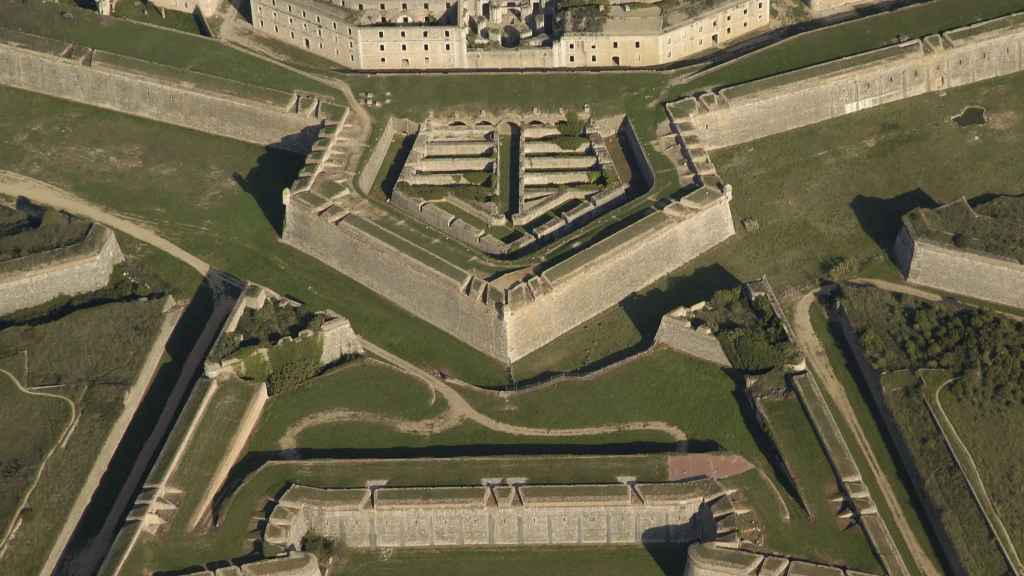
[677,13,1024,149]
[0,35,324,153]
[654,314,730,366]
[0,225,123,317]
[894,226,1024,310]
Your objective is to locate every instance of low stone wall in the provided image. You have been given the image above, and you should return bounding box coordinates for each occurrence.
[894,226,1024,310]
[674,12,1024,149]
[0,224,123,317]
[0,33,327,153]
[655,312,730,366]
[357,117,416,194]
[684,541,880,576]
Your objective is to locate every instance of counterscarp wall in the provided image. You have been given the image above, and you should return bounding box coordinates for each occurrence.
[0,34,327,153]
[0,225,123,317]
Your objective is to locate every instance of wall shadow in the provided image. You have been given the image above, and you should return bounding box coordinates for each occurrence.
[234,146,306,237]
[850,189,938,266]
[621,263,740,344]
[641,528,689,576]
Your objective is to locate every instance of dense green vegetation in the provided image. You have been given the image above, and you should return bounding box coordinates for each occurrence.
[907,195,1024,263]
[0,208,90,262]
[696,288,798,372]
[211,299,321,361]
[841,285,1024,407]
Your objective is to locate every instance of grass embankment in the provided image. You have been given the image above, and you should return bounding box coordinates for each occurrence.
[112,1,202,35]
[0,297,167,573]
[840,285,1024,572]
[808,302,946,573]
[0,0,339,99]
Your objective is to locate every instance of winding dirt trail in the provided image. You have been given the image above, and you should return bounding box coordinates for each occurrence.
[791,290,941,576]
[0,358,76,557]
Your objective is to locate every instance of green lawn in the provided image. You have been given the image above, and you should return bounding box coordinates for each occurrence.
[112,0,201,35]
[0,0,339,99]
[759,397,881,572]
[0,354,72,540]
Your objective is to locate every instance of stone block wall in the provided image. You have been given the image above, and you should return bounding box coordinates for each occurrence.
[0,225,123,317]
[677,13,1024,149]
[895,225,1024,309]
[0,36,325,153]
[504,193,735,361]
[655,312,730,366]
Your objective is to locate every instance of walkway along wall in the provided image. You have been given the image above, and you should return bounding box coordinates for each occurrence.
[893,225,1024,310]
[0,224,124,317]
[673,12,1024,149]
[0,31,331,153]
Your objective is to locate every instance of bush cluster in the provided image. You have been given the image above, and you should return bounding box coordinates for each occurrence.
[842,285,1024,407]
[696,288,799,373]
[0,208,91,262]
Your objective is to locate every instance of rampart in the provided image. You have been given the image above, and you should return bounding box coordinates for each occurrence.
[0,223,123,317]
[284,107,735,362]
[671,12,1024,149]
[0,30,332,153]
[184,552,321,576]
[263,479,728,550]
[684,541,881,576]
[893,202,1024,310]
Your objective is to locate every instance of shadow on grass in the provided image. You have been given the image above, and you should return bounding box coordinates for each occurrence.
[233,147,306,237]
[643,535,688,576]
[621,264,740,343]
[56,280,218,576]
[850,189,938,267]
[722,366,806,515]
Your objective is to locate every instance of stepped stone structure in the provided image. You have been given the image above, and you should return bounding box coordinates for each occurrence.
[263,479,736,549]
[0,29,338,153]
[684,541,880,576]
[894,197,1024,310]
[249,0,770,70]
[0,212,123,317]
[669,12,1024,150]
[283,105,735,362]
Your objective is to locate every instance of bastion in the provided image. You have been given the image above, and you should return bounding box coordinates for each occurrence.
[0,29,339,153]
[893,196,1024,310]
[669,12,1024,150]
[0,203,123,317]
[282,108,735,363]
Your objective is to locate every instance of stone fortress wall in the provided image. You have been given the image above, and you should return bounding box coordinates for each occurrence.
[283,106,736,362]
[893,203,1024,310]
[263,479,729,550]
[655,303,730,366]
[184,552,321,576]
[0,30,334,153]
[0,221,124,317]
[250,0,770,70]
[672,12,1024,150]
[684,541,880,576]
[805,0,888,15]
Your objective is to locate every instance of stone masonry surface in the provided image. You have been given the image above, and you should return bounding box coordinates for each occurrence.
[263,480,729,549]
[655,306,731,366]
[0,31,331,153]
[0,224,123,317]
[673,12,1024,150]
[684,541,881,576]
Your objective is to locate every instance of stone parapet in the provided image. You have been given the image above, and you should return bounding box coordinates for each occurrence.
[672,12,1024,149]
[655,306,730,366]
[0,224,123,317]
[684,541,881,576]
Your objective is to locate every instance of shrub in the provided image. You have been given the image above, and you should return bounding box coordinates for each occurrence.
[556,111,586,137]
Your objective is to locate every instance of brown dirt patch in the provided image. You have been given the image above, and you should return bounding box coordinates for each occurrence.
[667,453,754,481]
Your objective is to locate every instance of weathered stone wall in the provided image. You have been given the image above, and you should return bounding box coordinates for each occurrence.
[0,37,323,153]
[0,225,123,317]
[655,313,730,366]
[684,541,880,576]
[282,201,510,359]
[147,0,222,17]
[357,117,417,194]
[678,13,1024,149]
[896,226,1024,309]
[807,0,886,14]
[504,194,735,361]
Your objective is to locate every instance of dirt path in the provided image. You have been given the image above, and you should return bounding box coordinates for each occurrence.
[791,290,941,576]
[0,171,209,276]
[925,377,1024,576]
[0,356,76,557]
[851,277,942,302]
